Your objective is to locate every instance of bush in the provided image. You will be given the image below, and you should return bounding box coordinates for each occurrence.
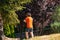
[51,6,60,33]
[51,22,60,33]
[4,24,15,38]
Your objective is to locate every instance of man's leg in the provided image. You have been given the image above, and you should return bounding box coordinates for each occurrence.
[25,32,29,39]
[25,28,29,39]
[30,32,34,38]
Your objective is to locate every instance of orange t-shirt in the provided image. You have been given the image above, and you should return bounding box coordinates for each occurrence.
[25,17,33,28]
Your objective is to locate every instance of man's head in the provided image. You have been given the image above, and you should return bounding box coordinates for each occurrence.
[26,13,31,17]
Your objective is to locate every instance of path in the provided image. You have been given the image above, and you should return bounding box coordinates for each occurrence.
[4,33,60,40]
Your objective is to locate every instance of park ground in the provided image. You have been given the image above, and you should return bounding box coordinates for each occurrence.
[4,33,60,40]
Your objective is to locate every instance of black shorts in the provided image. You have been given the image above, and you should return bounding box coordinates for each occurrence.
[25,28,33,32]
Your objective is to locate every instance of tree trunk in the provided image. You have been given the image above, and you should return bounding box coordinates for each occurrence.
[0,14,4,40]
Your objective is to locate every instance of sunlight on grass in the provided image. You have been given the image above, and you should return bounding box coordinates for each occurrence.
[4,33,60,40]
[29,33,60,40]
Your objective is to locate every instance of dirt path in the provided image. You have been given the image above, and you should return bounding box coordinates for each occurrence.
[30,33,60,40]
[4,37,20,40]
[4,33,60,40]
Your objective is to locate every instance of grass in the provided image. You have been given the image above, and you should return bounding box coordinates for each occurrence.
[29,33,60,40]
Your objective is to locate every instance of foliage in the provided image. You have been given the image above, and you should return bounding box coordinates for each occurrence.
[51,22,60,33]
[52,6,60,22]
[0,0,31,37]
[0,0,32,24]
[51,6,60,33]
[2,10,20,25]
[4,24,11,37]
[4,24,15,37]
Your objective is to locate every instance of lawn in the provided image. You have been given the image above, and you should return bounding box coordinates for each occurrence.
[29,33,60,40]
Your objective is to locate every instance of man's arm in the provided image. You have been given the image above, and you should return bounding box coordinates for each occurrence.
[24,18,27,23]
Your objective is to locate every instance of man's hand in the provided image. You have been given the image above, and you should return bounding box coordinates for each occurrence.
[24,20,26,22]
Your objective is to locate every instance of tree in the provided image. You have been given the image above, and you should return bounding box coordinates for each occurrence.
[17,0,60,35]
[0,0,31,38]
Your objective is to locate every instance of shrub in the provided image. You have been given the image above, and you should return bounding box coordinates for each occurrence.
[51,22,60,33]
[51,6,60,33]
[4,24,15,38]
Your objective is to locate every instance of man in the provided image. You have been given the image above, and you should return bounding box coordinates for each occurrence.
[24,13,34,39]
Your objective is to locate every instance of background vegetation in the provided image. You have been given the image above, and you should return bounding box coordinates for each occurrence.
[0,0,60,38]
[0,0,31,37]
[51,6,60,33]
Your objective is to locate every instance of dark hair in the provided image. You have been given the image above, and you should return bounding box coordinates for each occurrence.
[27,13,31,16]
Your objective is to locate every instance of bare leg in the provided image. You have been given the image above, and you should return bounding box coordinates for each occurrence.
[25,32,29,39]
[30,32,34,38]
